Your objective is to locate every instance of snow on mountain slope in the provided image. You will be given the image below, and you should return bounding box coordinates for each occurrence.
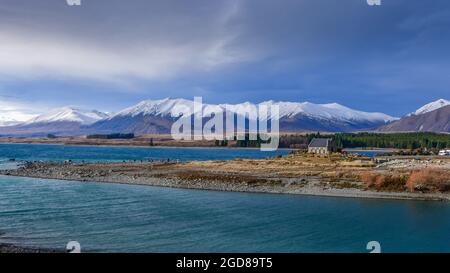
[260,101,397,123]
[410,99,450,116]
[113,98,194,118]
[0,112,38,127]
[110,98,397,124]
[379,105,450,133]
[24,107,109,125]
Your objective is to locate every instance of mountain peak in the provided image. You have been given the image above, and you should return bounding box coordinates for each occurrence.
[1,98,403,135]
[115,98,194,118]
[380,104,450,133]
[411,99,450,116]
[24,106,109,125]
[115,98,398,123]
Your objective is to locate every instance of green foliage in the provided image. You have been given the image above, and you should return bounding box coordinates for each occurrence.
[218,132,450,149]
[333,132,450,149]
[278,132,325,148]
[235,133,274,148]
[215,140,229,147]
[276,132,450,149]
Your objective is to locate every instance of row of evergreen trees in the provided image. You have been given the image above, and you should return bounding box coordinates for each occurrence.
[333,132,450,149]
[215,132,450,149]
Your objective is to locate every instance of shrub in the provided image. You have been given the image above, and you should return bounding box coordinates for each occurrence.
[360,172,378,187]
[406,169,450,193]
[360,172,407,192]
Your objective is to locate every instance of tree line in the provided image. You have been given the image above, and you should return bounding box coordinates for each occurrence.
[216,132,450,149]
[333,132,450,149]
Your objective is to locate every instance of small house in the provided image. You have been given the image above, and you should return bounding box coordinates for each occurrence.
[308,138,331,155]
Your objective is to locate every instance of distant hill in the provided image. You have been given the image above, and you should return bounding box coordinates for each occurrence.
[409,99,450,116]
[379,104,450,133]
[0,107,109,137]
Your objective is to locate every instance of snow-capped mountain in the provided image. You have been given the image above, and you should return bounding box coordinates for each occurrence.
[0,111,38,127]
[0,115,30,127]
[379,105,450,133]
[379,99,450,133]
[268,101,397,132]
[24,106,109,125]
[112,98,195,118]
[0,120,20,127]
[110,98,396,123]
[89,98,189,135]
[260,101,395,123]
[0,98,401,136]
[410,99,450,116]
[89,98,397,134]
[0,107,109,137]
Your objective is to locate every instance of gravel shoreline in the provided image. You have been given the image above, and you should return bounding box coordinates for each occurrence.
[0,243,62,253]
[2,161,449,201]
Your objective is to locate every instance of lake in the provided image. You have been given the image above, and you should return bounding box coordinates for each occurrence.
[1,176,449,253]
[0,144,449,253]
[0,143,289,163]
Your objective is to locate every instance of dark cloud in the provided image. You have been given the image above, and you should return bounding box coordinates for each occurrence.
[0,0,449,116]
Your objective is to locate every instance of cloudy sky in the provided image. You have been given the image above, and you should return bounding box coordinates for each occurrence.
[0,0,449,120]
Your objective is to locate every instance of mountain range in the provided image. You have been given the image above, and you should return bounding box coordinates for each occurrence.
[0,98,448,136]
[408,99,450,116]
[88,98,397,135]
[0,107,108,137]
[379,99,450,133]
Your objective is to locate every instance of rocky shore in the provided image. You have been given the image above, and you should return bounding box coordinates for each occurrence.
[0,243,62,253]
[2,155,449,201]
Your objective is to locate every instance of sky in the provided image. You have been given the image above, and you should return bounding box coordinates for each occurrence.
[0,0,449,120]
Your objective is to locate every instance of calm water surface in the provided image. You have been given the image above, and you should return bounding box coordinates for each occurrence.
[0,143,288,162]
[1,176,449,253]
[0,144,449,253]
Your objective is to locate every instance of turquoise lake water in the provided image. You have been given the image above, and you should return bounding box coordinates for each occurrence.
[0,144,449,253]
[0,143,288,162]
